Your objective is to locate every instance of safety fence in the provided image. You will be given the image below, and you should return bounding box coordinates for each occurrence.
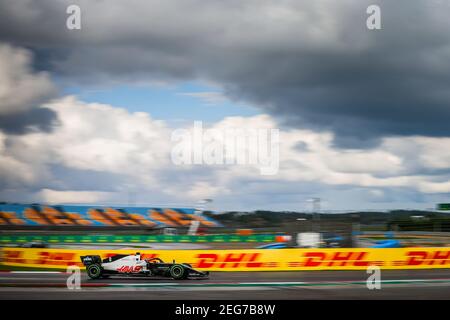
[0,234,284,244]
[2,247,450,271]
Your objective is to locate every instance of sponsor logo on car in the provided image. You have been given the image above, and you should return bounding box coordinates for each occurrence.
[116,265,142,273]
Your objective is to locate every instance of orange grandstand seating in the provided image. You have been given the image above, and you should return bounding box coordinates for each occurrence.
[24,207,48,225]
[65,212,93,226]
[150,209,177,226]
[0,211,26,225]
[188,214,216,227]
[163,208,192,226]
[128,213,157,227]
[103,208,139,226]
[88,209,116,226]
[41,206,74,225]
[0,204,220,228]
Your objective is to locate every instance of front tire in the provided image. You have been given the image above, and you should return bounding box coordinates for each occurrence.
[87,264,102,279]
[169,264,186,280]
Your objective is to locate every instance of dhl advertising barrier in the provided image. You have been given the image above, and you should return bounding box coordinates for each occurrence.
[2,247,450,271]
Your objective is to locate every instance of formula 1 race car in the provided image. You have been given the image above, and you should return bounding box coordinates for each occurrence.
[80,253,209,280]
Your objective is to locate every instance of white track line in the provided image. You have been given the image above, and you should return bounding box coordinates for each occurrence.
[9,271,63,274]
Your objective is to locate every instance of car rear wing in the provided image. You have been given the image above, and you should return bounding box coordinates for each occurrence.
[80,255,102,266]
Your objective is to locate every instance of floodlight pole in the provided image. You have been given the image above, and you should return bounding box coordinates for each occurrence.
[188,199,212,235]
[312,197,321,233]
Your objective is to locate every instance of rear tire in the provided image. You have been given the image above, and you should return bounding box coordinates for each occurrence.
[87,264,102,279]
[169,264,186,280]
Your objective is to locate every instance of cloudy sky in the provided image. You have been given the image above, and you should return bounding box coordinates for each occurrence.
[0,0,450,211]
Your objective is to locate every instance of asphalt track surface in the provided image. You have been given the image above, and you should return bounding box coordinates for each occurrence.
[1,270,450,299]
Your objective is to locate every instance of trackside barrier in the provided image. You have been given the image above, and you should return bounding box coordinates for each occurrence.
[0,234,283,244]
[2,247,450,271]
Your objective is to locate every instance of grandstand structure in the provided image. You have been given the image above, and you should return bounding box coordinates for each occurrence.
[0,203,221,229]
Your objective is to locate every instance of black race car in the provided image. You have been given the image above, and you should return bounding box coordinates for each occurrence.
[80,253,209,280]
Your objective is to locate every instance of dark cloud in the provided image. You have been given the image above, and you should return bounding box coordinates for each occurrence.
[49,165,127,192]
[1,0,450,146]
[0,107,58,134]
[0,42,59,134]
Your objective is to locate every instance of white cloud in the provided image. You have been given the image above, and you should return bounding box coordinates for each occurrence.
[417,181,450,194]
[0,49,449,209]
[178,91,228,105]
[0,43,55,115]
[415,137,450,169]
[11,96,173,191]
[185,181,227,199]
[1,99,450,209]
[38,188,111,204]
